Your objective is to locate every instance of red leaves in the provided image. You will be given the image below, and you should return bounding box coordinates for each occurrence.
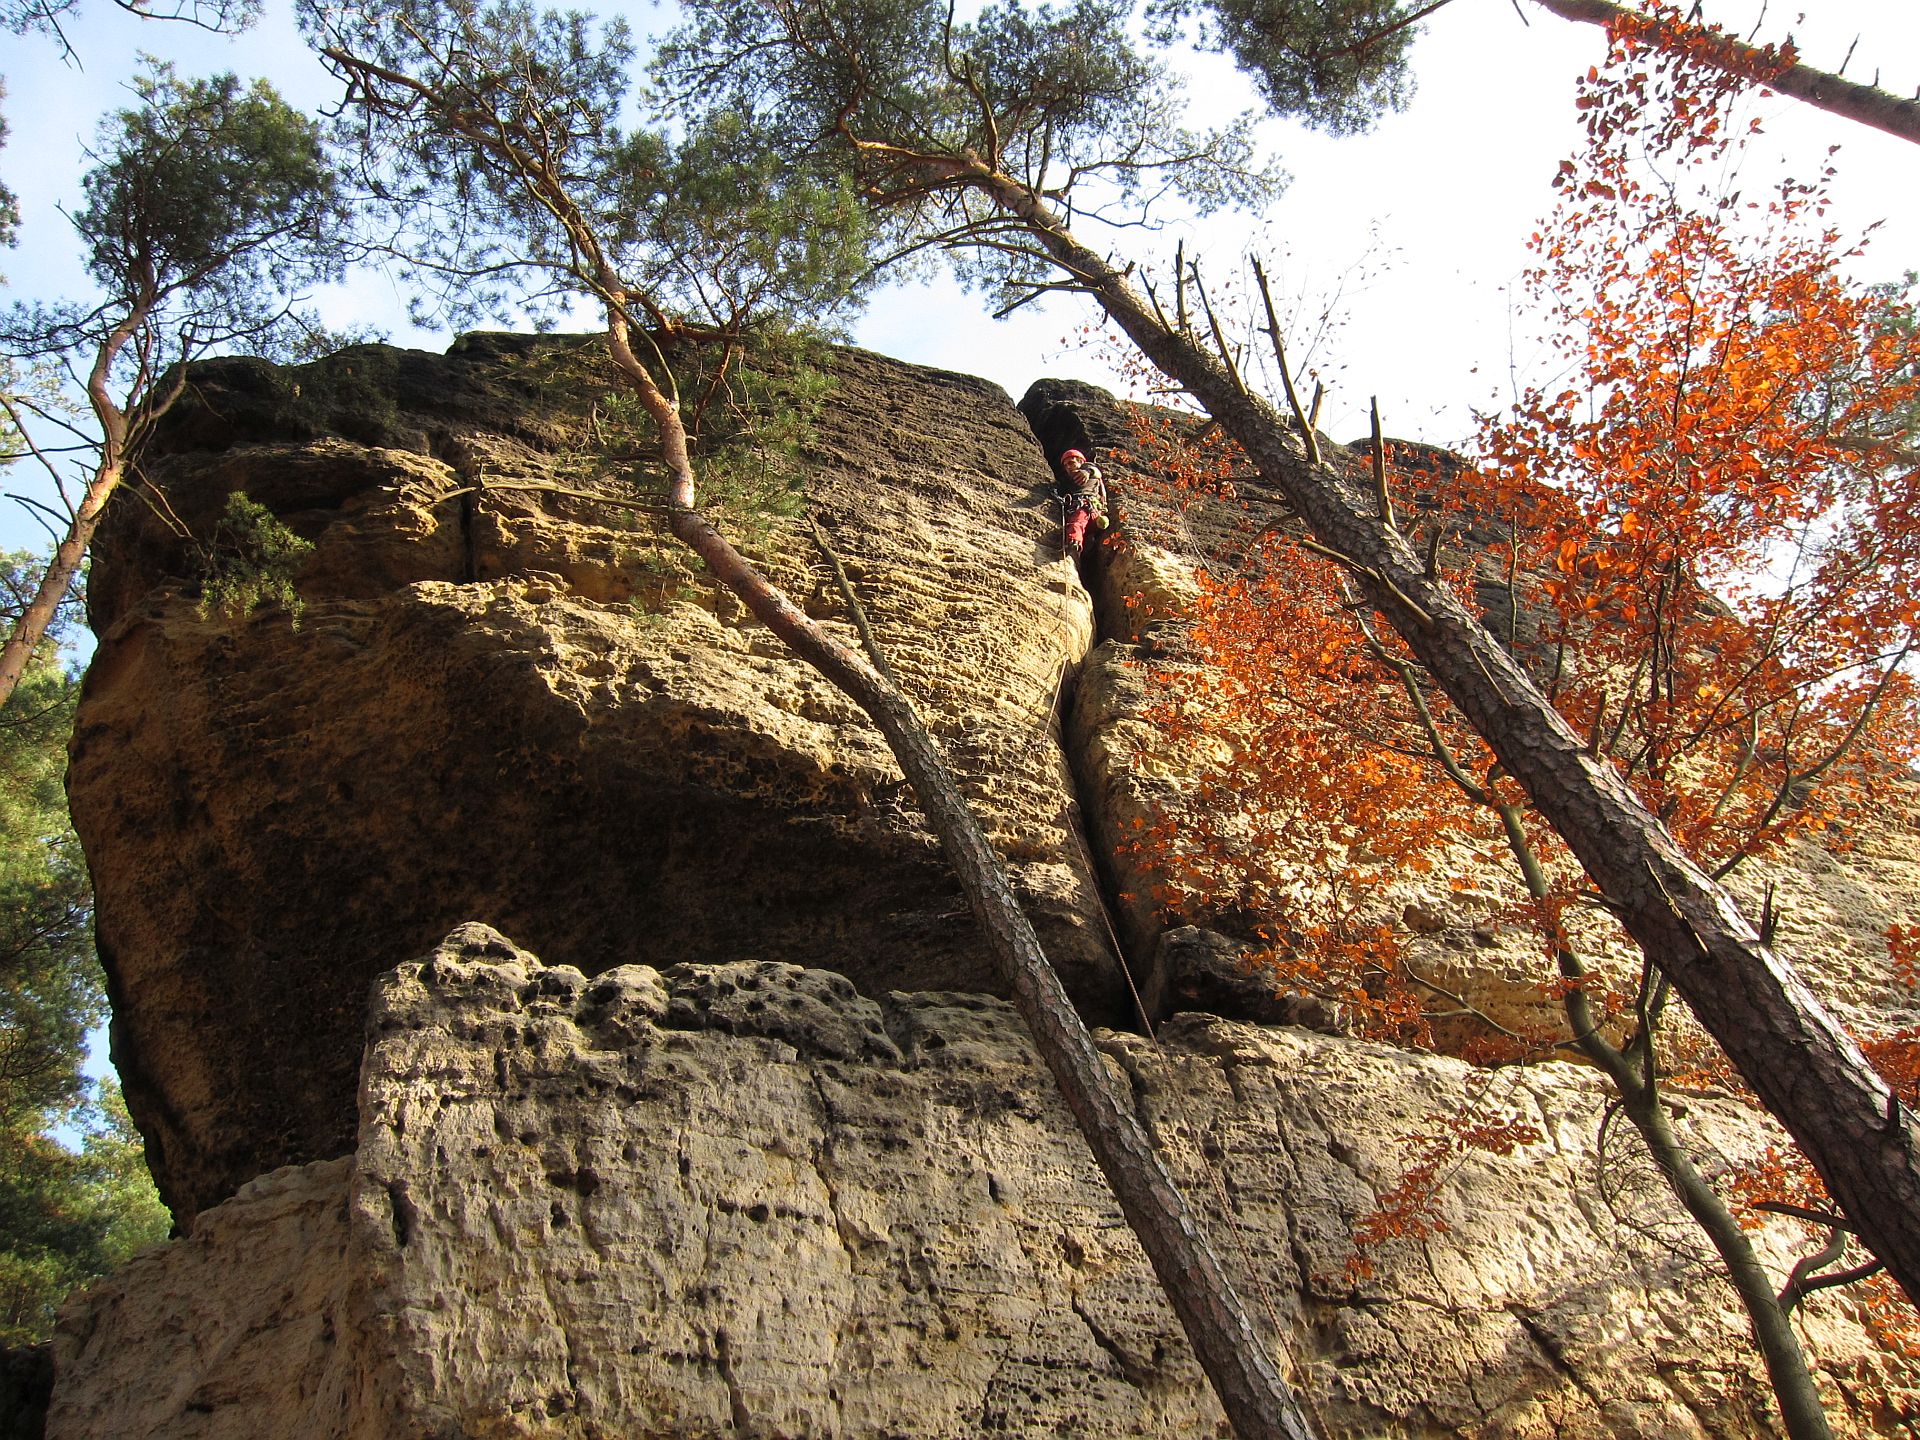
[1114,5,1920,1352]
[1475,12,1920,873]
[1346,1099,1544,1282]
[1889,924,1920,993]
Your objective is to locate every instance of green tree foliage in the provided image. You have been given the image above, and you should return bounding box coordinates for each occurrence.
[0,565,94,1130]
[0,87,18,254]
[655,0,1286,304]
[60,63,346,349]
[0,555,167,1346]
[0,1082,169,1347]
[1144,0,1437,134]
[192,492,314,625]
[307,0,872,339]
[0,59,350,708]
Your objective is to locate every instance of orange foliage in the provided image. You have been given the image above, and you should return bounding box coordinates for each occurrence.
[1122,8,1920,1345]
[1598,1,1796,98]
[1888,923,1920,993]
[1472,17,1920,873]
[1131,527,1486,1046]
[1345,1099,1543,1282]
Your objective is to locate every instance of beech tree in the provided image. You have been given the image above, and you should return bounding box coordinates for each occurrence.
[652,0,1920,1315]
[1117,38,1920,1429]
[0,61,347,711]
[1527,0,1920,149]
[1177,0,1920,149]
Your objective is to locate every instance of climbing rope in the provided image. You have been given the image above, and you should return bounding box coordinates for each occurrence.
[1046,646,1336,1437]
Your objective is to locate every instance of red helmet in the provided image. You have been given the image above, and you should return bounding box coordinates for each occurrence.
[1060,449,1087,466]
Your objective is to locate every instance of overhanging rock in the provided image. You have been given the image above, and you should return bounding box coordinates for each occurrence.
[70,338,1117,1221]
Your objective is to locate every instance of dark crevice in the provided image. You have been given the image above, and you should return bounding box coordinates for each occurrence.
[387,1179,418,1249]
[1071,1291,1158,1391]
[1017,387,1164,1031]
[1054,664,1157,1031]
[427,430,484,583]
[1018,381,1361,1037]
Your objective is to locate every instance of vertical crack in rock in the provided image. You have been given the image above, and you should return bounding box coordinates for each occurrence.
[386,1180,416,1250]
[713,1327,753,1434]
[1016,389,1164,1026]
[430,431,483,584]
[804,1067,863,1270]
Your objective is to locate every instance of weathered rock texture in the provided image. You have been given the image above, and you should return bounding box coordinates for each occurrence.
[70,336,1113,1221]
[1043,378,1920,1052]
[48,927,1915,1437]
[56,344,1920,1436]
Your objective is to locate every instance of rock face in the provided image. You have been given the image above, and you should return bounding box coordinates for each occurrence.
[1046,377,1920,1052]
[55,339,1920,1435]
[70,336,1113,1221]
[48,927,1914,1438]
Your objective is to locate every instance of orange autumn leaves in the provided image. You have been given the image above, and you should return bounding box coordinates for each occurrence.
[1131,7,1920,1038]
[1123,6,1920,1286]
[1478,14,1920,879]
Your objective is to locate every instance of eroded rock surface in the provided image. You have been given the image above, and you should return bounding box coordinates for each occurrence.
[71,336,1115,1220]
[57,348,1920,1438]
[1042,378,1920,1053]
[49,927,1914,1438]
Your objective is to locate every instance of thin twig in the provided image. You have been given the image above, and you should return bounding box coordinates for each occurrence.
[1250,256,1320,465]
[810,515,904,692]
[1370,396,1394,533]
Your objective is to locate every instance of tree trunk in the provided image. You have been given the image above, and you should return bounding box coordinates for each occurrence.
[1,319,142,709]
[1531,0,1920,147]
[1499,806,1833,1440]
[0,464,120,709]
[954,164,1920,1310]
[601,321,1320,1440]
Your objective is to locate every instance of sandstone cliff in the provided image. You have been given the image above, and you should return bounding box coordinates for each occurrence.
[71,336,1116,1222]
[47,927,1917,1437]
[50,336,1920,1435]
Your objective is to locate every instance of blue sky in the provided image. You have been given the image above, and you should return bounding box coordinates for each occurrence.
[3,0,1917,558]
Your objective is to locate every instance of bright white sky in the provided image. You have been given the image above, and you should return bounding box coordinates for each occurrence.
[2,0,1917,557]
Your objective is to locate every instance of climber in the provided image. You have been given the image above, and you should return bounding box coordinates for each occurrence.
[1056,448,1109,560]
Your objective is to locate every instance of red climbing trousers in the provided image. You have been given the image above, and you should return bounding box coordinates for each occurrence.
[1063,502,1097,557]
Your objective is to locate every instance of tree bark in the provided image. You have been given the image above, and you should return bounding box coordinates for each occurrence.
[947,161,1920,1310]
[1495,806,1832,1440]
[602,317,1321,1440]
[0,475,113,707]
[0,324,137,710]
[1531,0,1920,147]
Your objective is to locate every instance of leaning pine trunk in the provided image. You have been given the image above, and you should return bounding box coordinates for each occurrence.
[0,322,138,709]
[0,477,111,706]
[602,317,1321,1440]
[951,162,1920,1311]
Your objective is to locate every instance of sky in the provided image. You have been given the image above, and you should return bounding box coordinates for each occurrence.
[2,0,1918,559]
